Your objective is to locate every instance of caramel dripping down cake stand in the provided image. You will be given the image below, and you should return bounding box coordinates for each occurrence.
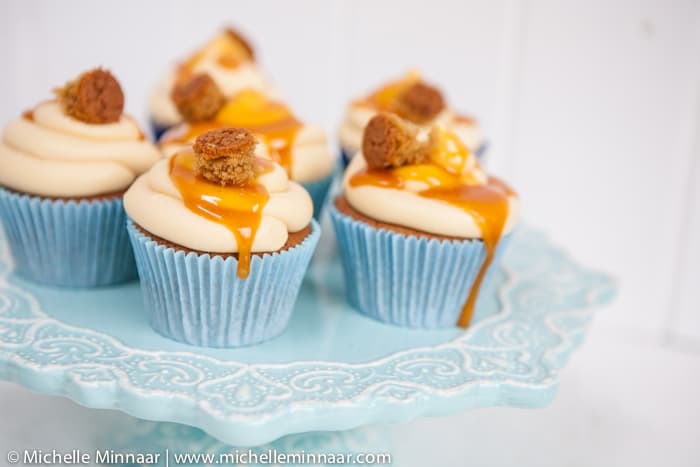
[0,212,615,465]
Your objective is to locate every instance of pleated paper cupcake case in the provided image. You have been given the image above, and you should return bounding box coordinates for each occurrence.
[0,187,136,287]
[329,202,511,328]
[127,219,321,347]
[301,174,333,220]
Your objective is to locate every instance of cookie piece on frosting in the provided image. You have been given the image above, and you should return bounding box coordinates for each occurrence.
[193,127,256,186]
[54,68,124,124]
[394,81,445,123]
[225,27,255,60]
[171,73,225,122]
[362,113,433,170]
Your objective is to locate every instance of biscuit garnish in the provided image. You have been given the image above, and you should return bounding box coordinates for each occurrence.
[394,81,445,124]
[362,113,434,170]
[172,73,225,122]
[225,27,255,60]
[54,68,124,124]
[193,127,257,186]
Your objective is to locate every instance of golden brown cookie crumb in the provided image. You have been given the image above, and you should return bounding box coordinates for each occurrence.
[193,127,257,185]
[394,81,445,123]
[362,113,431,170]
[225,27,255,59]
[171,73,225,122]
[54,68,124,124]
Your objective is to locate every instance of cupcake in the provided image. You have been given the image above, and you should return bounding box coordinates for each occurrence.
[124,127,320,347]
[339,71,485,166]
[159,78,334,219]
[149,27,280,139]
[330,113,519,328]
[0,68,160,287]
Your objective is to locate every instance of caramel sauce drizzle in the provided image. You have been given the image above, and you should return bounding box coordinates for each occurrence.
[163,90,302,177]
[169,150,271,279]
[349,131,514,328]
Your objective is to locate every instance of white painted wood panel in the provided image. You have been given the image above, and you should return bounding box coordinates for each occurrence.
[0,0,169,126]
[670,124,700,342]
[341,0,511,166]
[508,0,700,336]
[0,0,700,342]
[0,0,338,133]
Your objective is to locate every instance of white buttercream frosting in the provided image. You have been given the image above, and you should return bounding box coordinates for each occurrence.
[124,157,313,253]
[161,123,334,184]
[0,101,160,197]
[339,103,483,157]
[287,124,335,183]
[342,152,519,239]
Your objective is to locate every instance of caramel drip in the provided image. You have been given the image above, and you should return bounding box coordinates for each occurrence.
[169,151,270,278]
[165,90,302,177]
[349,132,513,328]
[425,181,510,327]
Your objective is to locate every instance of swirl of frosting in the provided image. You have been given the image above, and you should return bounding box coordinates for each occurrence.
[149,30,282,128]
[0,101,160,197]
[339,72,483,157]
[124,154,313,254]
[343,119,518,239]
[160,90,334,184]
[344,152,519,238]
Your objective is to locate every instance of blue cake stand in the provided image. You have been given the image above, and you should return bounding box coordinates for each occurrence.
[0,221,614,462]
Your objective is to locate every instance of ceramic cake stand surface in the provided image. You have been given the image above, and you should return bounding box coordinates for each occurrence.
[0,222,615,463]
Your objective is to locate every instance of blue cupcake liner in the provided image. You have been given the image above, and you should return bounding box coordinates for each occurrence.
[340,147,354,168]
[150,119,172,142]
[127,219,321,347]
[329,201,511,328]
[475,141,488,159]
[301,174,333,220]
[0,187,136,287]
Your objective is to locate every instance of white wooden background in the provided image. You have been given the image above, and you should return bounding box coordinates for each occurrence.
[0,1,699,465]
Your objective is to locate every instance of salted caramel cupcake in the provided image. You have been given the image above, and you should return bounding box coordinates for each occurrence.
[339,72,485,166]
[330,113,519,328]
[0,68,160,287]
[149,27,280,139]
[160,80,334,219]
[125,128,320,347]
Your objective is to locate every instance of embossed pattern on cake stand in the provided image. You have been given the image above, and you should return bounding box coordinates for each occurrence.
[0,225,615,447]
